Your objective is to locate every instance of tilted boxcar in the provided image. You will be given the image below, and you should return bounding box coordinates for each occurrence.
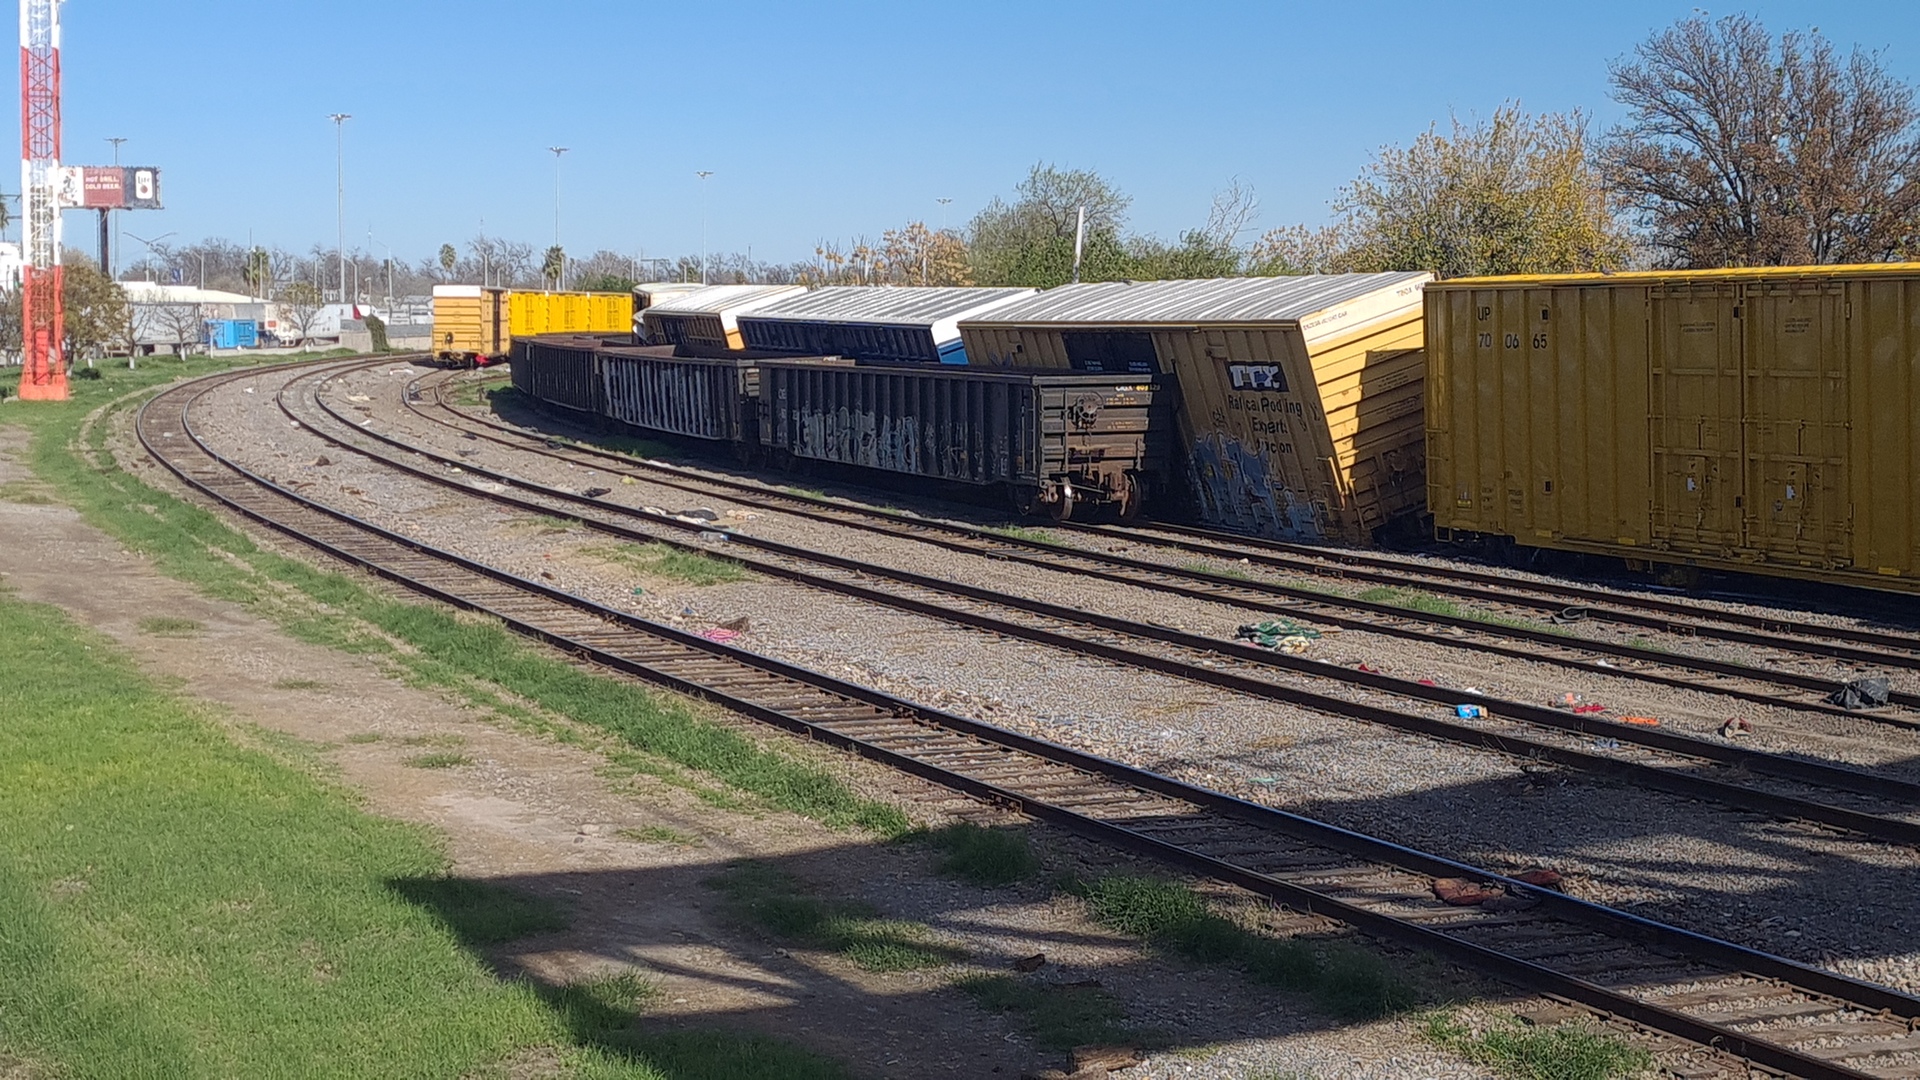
[1426,265,1920,594]
[638,285,805,352]
[599,344,764,444]
[757,360,1169,519]
[958,274,1432,543]
[509,334,606,417]
[736,286,1036,364]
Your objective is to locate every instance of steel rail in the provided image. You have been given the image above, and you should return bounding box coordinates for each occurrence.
[286,362,1920,848]
[1093,519,1920,666]
[414,369,1920,723]
[143,359,1920,1080]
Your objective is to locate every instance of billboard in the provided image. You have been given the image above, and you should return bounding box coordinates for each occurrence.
[54,166,162,210]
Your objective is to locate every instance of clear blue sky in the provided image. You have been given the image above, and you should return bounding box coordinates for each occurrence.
[33,0,1920,266]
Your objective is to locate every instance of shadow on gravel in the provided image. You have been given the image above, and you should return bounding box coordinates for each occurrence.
[387,824,1476,1079]
[1223,739,1920,984]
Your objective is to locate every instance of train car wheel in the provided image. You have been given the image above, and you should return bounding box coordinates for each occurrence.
[1049,489,1076,522]
[1114,474,1142,522]
[1009,486,1041,516]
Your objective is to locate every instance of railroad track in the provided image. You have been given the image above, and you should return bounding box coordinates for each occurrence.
[151,357,1920,1080]
[407,366,1920,729]
[284,361,1920,851]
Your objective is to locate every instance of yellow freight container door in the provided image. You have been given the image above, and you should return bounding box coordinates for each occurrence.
[1743,283,1850,565]
[1648,284,1743,555]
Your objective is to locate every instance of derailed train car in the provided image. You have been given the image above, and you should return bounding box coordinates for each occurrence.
[957,273,1432,543]
[757,360,1168,519]
[1426,264,1920,594]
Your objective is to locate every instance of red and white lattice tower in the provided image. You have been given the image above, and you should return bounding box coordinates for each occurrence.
[18,0,65,400]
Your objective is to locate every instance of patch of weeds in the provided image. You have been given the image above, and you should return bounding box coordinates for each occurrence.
[954,974,1134,1051]
[271,678,329,691]
[705,862,964,972]
[780,485,827,500]
[1356,587,1569,638]
[618,825,700,846]
[136,615,205,637]
[596,434,676,460]
[986,524,1060,545]
[517,515,581,534]
[388,876,571,946]
[924,823,1037,887]
[343,732,383,745]
[1421,1011,1650,1080]
[0,480,56,505]
[1075,876,1420,1019]
[405,752,472,770]
[400,733,467,748]
[1181,560,1251,581]
[587,542,749,587]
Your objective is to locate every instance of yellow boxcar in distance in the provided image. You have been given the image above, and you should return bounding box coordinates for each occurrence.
[509,291,634,338]
[431,285,509,366]
[1426,264,1920,594]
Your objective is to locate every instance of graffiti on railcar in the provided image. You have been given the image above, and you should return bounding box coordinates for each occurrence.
[1187,432,1323,540]
[796,408,924,475]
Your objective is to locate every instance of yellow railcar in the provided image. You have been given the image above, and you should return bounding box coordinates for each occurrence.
[1426,264,1920,594]
[432,287,635,367]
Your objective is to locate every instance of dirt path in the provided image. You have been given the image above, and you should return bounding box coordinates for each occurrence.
[0,418,1498,1079]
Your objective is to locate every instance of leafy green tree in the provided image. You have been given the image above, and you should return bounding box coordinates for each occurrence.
[968,163,1134,286]
[438,243,457,277]
[541,245,565,289]
[61,259,129,365]
[1263,104,1631,278]
[572,272,637,293]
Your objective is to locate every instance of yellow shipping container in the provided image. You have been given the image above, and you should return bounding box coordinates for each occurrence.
[508,291,633,338]
[958,274,1432,543]
[1427,264,1920,593]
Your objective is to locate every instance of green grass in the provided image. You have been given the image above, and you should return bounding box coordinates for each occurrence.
[954,975,1135,1051]
[0,479,56,504]
[1180,559,1252,581]
[923,823,1038,887]
[986,524,1061,545]
[272,678,330,691]
[1,359,908,839]
[1075,875,1421,1020]
[779,485,827,500]
[587,542,750,586]
[343,732,383,744]
[136,615,205,636]
[0,592,630,1077]
[1421,1012,1651,1080]
[593,434,677,460]
[705,862,965,972]
[618,825,701,846]
[406,752,473,769]
[1355,586,1570,637]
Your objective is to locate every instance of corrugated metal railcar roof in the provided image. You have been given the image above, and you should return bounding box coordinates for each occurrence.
[741,286,1037,327]
[959,273,1431,327]
[643,284,805,315]
[1433,262,1920,287]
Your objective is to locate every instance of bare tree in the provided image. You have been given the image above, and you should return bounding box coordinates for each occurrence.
[1203,177,1261,249]
[278,281,324,347]
[1604,14,1920,266]
[155,303,205,355]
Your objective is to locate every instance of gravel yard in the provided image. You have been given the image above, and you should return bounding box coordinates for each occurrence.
[181,361,1920,1000]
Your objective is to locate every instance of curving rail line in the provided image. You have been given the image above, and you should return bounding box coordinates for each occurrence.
[144,357,1920,1080]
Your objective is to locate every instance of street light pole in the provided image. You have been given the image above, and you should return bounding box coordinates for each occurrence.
[327,114,350,305]
[695,170,713,284]
[548,146,569,290]
[105,136,126,276]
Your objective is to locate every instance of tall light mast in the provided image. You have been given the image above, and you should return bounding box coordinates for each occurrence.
[18,0,66,400]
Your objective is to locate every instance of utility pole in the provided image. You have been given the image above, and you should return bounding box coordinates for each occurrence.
[327,113,350,305]
[696,170,713,284]
[548,146,568,290]
[103,136,125,276]
[1070,205,1087,284]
